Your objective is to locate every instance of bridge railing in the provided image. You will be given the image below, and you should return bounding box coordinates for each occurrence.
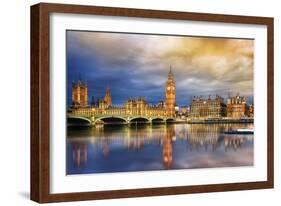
[69,106,168,118]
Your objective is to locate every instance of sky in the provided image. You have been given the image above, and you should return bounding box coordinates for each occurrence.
[67,30,254,106]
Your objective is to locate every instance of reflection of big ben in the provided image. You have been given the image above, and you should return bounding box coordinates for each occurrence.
[165,66,176,117]
[162,126,175,169]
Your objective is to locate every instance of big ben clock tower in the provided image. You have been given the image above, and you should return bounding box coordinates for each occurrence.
[165,66,176,117]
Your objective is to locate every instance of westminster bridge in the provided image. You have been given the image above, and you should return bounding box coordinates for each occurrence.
[67,107,175,126]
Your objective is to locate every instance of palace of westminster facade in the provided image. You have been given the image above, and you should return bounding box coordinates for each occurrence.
[71,68,176,118]
[71,68,253,119]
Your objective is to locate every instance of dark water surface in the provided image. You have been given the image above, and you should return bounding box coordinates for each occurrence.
[66,123,254,175]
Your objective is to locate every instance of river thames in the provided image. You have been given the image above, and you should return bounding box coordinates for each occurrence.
[66,123,254,175]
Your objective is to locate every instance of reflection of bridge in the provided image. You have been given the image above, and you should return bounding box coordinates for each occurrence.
[68,112,175,125]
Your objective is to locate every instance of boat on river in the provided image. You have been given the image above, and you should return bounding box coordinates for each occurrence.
[224,128,254,134]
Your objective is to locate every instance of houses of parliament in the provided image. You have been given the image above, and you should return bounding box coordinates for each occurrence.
[71,67,253,121]
[71,67,176,118]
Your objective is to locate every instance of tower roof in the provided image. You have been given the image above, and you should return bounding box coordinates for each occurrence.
[167,65,174,82]
[169,65,172,73]
[106,85,110,93]
[104,85,112,106]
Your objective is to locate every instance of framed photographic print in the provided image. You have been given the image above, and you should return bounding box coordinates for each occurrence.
[31,3,274,203]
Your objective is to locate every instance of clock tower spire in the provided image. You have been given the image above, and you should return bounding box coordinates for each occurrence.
[165,66,176,117]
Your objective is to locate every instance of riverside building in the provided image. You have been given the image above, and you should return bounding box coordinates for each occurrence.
[226,94,248,118]
[71,80,88,108]
[189,95,227,119]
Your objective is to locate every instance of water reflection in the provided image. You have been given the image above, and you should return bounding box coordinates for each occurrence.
[162,126,174,169]
[72,143,87,167]
[67,123,254,174]
[187,124,221,152]
[224,135,244,151]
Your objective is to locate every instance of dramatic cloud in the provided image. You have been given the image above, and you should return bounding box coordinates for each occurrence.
[67,30,254,106]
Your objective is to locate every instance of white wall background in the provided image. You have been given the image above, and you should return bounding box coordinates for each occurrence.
[0,0,279,205]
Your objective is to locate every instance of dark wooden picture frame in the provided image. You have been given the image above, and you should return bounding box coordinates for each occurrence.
[31,3,274,203]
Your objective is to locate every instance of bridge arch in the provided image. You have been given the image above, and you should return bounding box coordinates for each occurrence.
[166,118,175,123]
[95,116,128,124]
[67,116,91,125]
[151,117,165,123]
[129,116,150,123]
